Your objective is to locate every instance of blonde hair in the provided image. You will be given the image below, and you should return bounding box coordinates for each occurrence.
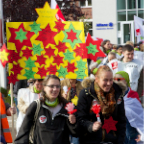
[96,65,112,77]
[108,52,116,57]
[126,41,134,47]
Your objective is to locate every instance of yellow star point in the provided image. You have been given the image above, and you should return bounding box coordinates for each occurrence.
[71,95,79,106]
[36,2,58,24]
[0,50,9,62]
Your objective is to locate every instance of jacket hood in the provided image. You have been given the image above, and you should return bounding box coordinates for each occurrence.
[81,77,95,89]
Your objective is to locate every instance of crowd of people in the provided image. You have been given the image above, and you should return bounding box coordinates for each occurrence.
[0,40,144,144]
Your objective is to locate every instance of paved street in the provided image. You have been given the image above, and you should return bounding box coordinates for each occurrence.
[7,114,17,144]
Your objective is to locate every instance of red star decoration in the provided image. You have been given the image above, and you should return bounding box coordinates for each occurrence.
[36,24,57,47]
[7,73,18,85]
[47,64,57,75]
[66,62,77,73]
[22,48,33,59]
[36,55,47,66]
[37,66,48,78]
[8,50,21,63]
[53,54,63,66]
[10,64,23,75]
[54,20,66,33]
[86,33,106,61]
[67,30,77,42]
[102,116,118,134]
[55,41,68,53]
[8,23,34,53]
[45,47,55,58]
[0,43,9,67]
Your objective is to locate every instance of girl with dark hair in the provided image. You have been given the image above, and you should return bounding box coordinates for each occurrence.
[101,40,111,55]
[15,75,77,144]
[77,65,126,144]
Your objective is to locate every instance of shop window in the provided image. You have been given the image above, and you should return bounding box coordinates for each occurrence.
[138,10,144,18]
[117,23,120,31]
[118,11,126,21]
[118,38,121,44]
[80,0,85,7]
[138,0,144,8]
[117,0,126,10]
[80,0,92,7]
[88,0,92,6]
[127,0,136,9]
[128,11,136,20]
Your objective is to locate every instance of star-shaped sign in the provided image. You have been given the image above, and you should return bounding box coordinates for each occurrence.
[0,44,9,67]
[7,73,18,85]
[86,43,99,56]
[63,50,74,62]
[36,2,58,24]
[24,69,36,79]
[45,46,55,58]
[63,23,82,49]
[75,69,87,79]
[47,64,57,75]
[10,64,23,75]
[8,50,21,63]
[54,20,66,33]
[57,66,68,78]
[53,54,63,66]
[30,21,41,34]
[66,62,77,73]
[22,47,33,59]
[36,55,47,66]
[102,116,118,134]
[8,23,34,53]
[36,24,57,47]
[55,41,68,53]
[76,58,86,70]
[86,33,106,61]
[74,44,83,58]
[25,58,36,69]
[32,43,43,56]
[37,66,48,78]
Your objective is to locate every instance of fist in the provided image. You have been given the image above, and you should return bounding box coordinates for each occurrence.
[69,114,76,124]
[92,121,102,132]
[9,106,16,114]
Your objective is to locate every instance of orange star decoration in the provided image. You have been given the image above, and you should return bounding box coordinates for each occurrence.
[36,2,58,26]
[0,44,9,67]
[102,116,118,134]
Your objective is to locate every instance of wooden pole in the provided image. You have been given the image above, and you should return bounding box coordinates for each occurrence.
[10,83,15,142]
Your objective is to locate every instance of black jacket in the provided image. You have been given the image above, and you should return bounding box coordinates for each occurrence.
[76,82,126,144]
[15,101,78,144]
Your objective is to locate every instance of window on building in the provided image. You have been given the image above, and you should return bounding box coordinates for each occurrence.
[138,0,144,8]
[80,0,92,7]
[128,11,137,20]
[118,11,126,21]
[127,0,136,9]
[117,0,126,10]
[138,10,144,18]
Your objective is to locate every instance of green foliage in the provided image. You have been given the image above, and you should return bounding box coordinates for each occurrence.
[0,87,8,97]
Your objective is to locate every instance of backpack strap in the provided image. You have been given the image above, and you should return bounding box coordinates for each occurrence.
[29,99,41,144]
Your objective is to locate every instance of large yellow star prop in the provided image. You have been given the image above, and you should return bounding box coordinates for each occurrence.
[0,50,9,62]
[36,2,58,25]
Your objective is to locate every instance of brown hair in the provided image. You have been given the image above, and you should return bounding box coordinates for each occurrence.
[96,65,112,77]
[122,44,134,52]
[101,40,110,53]
[41,75,66,104]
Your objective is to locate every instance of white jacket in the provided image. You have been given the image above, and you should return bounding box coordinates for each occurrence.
[16,85,41,133]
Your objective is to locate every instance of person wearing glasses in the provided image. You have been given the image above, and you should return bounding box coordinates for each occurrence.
[76,65,126,144]
[15,75,77,144]
[16,79,43,133]
[114,71,144,144]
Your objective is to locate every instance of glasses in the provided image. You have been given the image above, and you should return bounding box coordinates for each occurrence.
[114,78,125,81]
[46,85,61,89]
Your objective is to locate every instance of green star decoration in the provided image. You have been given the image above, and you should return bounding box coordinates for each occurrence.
[57,66,68,78]
[15,28,27,42]
[62,23,82,49]
[32,43,43,55]
[75,69,87,79]
[76,58,86,70]
[30,21,41,34]
[25,58,36,69]
[64,50,74,62]
[24,69,35,79]
[86,43,99,56]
